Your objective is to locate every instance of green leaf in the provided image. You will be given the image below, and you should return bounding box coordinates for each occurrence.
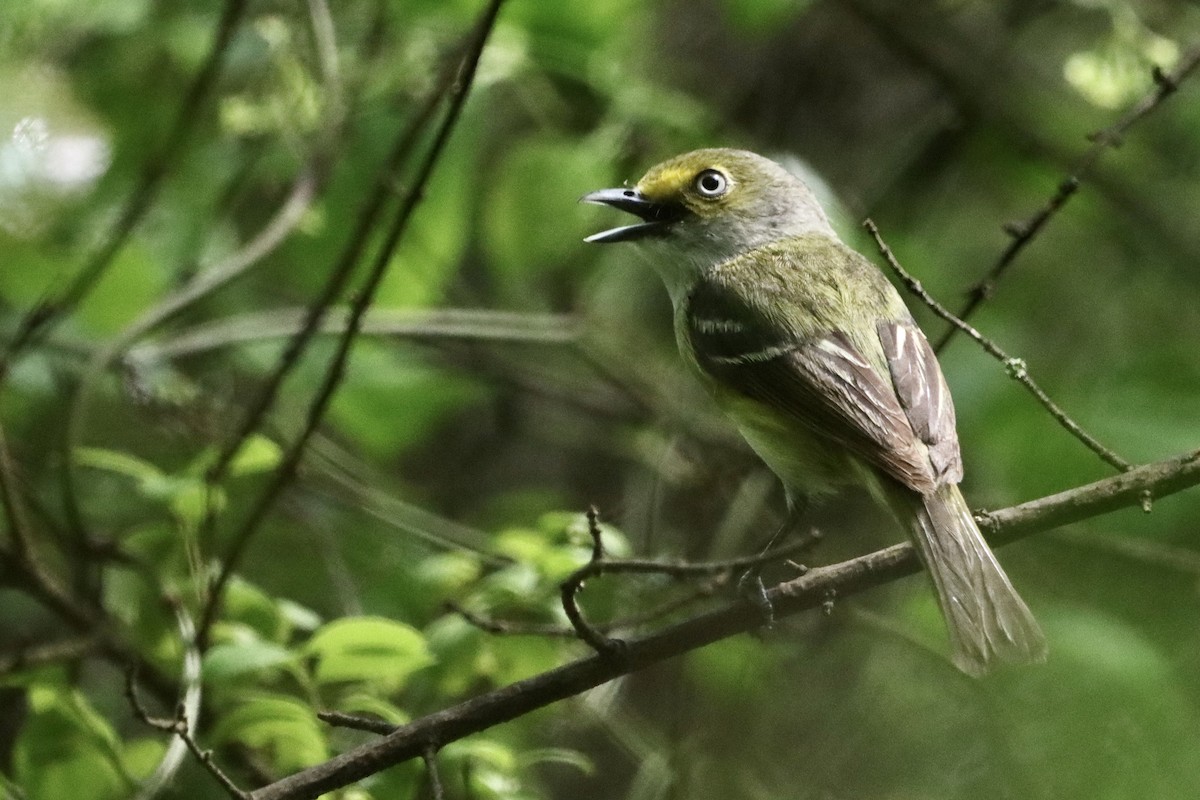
[74,447,221,522]
[76,243,168,335]
[226,433,283,476]
[278,599,323,633]
[443,739,522,799]
[418,551,484,596]
[329,344,486,460]
[74,447,165,485]
[502,0,641,72]
[482,635,565,687]
[484,135,614,284]
[209,694,328,773]
[166,477,218,528]
[374,130,474,310]
[13,685,132,800]
[203,640,296,683]
[473,561,545,610]
[716,0,811,34]
[221,578,288,642]
[493,528,583,582]
[517,747,594,775]
[303,616,435,690]
[25,685,121,750]
[121,738,168,782]
[422,615,487,696]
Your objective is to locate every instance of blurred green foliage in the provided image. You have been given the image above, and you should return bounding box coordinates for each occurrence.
[2,0,1200,799]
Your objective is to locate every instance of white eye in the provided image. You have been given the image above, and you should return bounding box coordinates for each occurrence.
[693,169,729,198]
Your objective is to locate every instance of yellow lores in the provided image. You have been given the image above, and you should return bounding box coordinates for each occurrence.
[584,148,1046,676]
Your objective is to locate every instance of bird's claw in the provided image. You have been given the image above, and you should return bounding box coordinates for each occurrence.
[737,569,775,629]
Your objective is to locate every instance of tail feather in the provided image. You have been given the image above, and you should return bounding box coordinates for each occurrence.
[891,483,1047,676]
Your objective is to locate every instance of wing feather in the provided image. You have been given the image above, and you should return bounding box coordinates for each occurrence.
[686,280,938,494]
[877,319,962,484]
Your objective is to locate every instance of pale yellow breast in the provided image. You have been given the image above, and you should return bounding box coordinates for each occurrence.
[714,385,861,497]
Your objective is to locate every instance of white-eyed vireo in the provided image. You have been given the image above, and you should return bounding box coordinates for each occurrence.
[583,148,1046,676]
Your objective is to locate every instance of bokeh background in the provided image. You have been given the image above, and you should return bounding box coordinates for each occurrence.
[2,1,1200,798]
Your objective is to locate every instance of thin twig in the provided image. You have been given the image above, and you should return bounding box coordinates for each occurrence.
[864,219,1132,473]
[449,583,724,639]
[132,600,205,800]
[560,510,627,652]
[0,423,98,630]
[317,710,396,735]
[935,45,1200,351]
[558,507,615,650]
[131,308,582,361]
[447,603,578,638]
[201,16,478,489]
[127,671,247,800]
[585,506,605,562]
[247,448,1200,800]
[558,516,819,653]
[306,0,344,136]
[196,0,509,648]
[422,745,445,800]
[306,441,506,564]
[61,2,344,554]
[59,168,321,546]
[0,0,251,378]
[0,427,180,703]
[0,635,101,674]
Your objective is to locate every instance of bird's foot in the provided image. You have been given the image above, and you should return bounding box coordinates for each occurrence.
[737,568,775,629]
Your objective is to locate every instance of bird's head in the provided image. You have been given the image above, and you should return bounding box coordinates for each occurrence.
[582,148,835,277]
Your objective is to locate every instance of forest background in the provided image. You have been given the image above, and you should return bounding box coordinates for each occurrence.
[2,1,1200,798]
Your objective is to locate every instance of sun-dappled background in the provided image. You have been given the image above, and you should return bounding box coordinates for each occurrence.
[2,1,1200,798]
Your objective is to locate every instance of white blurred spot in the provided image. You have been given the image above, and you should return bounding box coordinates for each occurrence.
[0,115,111,237]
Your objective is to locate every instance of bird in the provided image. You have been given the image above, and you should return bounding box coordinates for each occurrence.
[582,148,1047,676]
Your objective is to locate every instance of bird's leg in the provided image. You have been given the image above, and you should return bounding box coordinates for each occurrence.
[737,493,809,627]
[755,491,809,555]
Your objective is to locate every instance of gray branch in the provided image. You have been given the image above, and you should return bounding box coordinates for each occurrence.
[250,448,1200,800]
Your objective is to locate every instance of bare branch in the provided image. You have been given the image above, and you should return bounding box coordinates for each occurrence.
[0,0,252,377]
[864,219,1132,473]
[132,601,205,800]
[248,448,1200,800]
[196,0,510,648]
[935,44,1200,351]
[559,508,817,652]
[128,671,246,800]
[422,746,445,800]
[201,17,479,488]
[977,451,1200,541]
[316,710,396,735]
[0,434,178,701]
[132,308,581,361]
[449,584,725,639]
[59,168,323,546]
[0,422,99,630]
[0,635,100,674]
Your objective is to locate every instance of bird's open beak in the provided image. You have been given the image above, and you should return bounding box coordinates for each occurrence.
[581,188,684,243]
